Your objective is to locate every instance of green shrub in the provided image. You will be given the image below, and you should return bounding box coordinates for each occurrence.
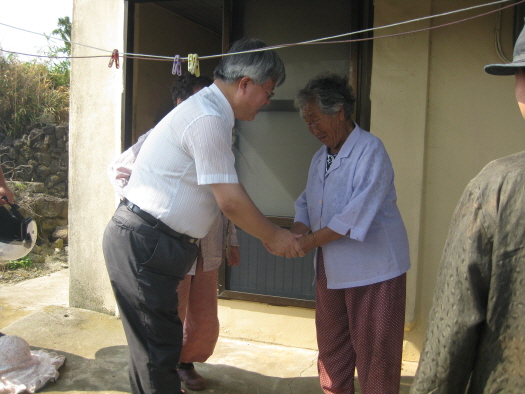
[5,255,34,270]
[0,54,69,138]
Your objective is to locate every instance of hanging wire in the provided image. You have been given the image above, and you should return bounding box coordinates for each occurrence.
[0,0,522,63]
[495,3,513,62]
[123,0,521,61]
[0,48,108,59]
[0,21,112,54]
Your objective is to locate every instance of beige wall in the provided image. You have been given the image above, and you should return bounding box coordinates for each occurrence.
[218,299,317,349]
[70,0,525,360]
[69,1,222,313]
[132,4,221,142]
[372,0,523,361]
[69,0,125,313]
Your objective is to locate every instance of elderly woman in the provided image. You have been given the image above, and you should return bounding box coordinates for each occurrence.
[292,73,410,394]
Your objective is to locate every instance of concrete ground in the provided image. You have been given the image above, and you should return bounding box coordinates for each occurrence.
[0,270,417,393]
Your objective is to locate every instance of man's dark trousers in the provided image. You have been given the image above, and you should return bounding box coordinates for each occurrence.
[103,205,199,394]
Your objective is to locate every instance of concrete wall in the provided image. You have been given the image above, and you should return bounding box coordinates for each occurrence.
[69,0,125,313]
[219,0,525,359]
[236,0,353,217]
[70,0,525,359]
[132,4,222,142]
[372,0,523,361]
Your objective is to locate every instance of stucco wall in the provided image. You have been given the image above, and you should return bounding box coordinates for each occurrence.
[69,0,125,313]
[70,0,525,360]
[371,0,523,361]
[132,4,222,142]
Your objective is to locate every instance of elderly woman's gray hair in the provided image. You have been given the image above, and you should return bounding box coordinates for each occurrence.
[295,73,355,119]
[214,38,286,87]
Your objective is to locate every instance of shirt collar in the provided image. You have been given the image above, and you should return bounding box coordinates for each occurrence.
[209,83,235,127]
[336,123,363,158]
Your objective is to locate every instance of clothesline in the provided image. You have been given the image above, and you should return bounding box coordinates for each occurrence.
[0,0,521,64]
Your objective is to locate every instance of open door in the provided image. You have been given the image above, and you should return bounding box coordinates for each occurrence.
[123,0,373,308]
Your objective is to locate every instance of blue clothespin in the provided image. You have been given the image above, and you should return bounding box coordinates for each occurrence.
[172,55,181,76]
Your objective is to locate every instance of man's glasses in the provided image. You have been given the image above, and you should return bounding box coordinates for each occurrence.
[261,85,275,100]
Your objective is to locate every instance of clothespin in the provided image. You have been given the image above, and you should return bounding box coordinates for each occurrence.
[108,49,120,69]
[172,54,182,76]
[187,54,200,77]
[188,54,195,75]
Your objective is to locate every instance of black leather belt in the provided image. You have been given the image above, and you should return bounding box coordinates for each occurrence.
[121,198,198,244]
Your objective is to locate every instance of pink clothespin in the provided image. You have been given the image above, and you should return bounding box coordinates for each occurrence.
[172,55,182,75]
[108,49,120,69]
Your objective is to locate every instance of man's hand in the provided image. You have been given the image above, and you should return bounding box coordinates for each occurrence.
[0,185,14,206]
[264,227,305,258]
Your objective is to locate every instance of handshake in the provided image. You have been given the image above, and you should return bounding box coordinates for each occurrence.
[262,226,312,258]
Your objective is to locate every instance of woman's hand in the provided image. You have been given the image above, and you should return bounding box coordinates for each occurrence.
[227,245,241,267]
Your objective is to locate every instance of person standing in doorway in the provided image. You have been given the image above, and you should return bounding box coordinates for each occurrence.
[291,73,410,394]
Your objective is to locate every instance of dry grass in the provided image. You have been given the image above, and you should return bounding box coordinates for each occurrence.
[0,54,69,138]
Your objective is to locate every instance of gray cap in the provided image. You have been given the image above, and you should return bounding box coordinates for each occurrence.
[485,23,525,75]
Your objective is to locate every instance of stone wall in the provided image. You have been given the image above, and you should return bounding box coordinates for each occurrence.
[0,123,68,198]
[0,124,69,259]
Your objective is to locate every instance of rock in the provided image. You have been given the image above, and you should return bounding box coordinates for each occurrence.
[14,165,34,181]
[49,159,60,173]
[57,137,66,149]
[59,153,68,169]
[35,152,52,166]
[27,252,45,264]
[18,146,31,161]
[13,138,24,150]
[56,171,67,183]
[36,165,51,181]
[28,160,39,170]
[43,125,56,135]
[1,136,14,146]
[21,193,68,219]
[53,238,64,249]
[52,225,68,242]
[0,146,15,159]
[45,134,57,148]
[48,182,67,198]
[44,174,61,189]
[40,246,54,257]
[28,129,45,147]
[7,181,47,195]
[55,126,67,139]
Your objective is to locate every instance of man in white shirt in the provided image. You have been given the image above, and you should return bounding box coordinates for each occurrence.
[102,38,303,394]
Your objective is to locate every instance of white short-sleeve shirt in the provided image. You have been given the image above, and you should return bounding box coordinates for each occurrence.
[125,84,238,238]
